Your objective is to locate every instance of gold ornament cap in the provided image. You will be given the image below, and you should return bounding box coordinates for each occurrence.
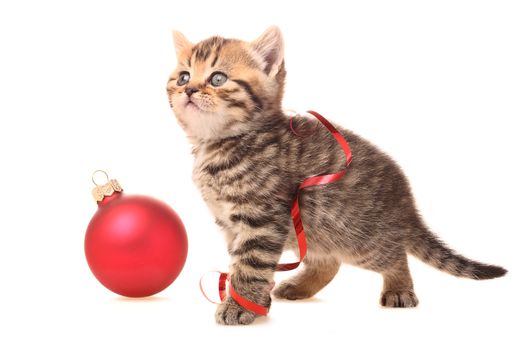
[91,170,123,202]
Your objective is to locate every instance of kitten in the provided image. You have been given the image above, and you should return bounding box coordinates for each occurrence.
[167,26,506,325]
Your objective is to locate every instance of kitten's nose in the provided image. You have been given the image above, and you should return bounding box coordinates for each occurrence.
[185,87,198,97]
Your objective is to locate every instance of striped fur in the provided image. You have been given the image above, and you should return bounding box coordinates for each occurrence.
[167,27,506,325]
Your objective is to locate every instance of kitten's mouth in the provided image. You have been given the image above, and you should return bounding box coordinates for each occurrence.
[185,99,211,114]
[186,99,201,111]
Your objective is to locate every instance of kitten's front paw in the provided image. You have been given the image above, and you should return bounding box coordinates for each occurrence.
[215,297,256,325]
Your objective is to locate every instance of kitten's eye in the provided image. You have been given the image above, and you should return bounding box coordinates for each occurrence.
[210,72,228,87]
[177,72,190,86]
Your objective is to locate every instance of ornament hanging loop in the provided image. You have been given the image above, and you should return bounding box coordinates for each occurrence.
[92,170,110,186]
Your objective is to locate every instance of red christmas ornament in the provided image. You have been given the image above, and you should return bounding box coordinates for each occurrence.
[85,171,188,298]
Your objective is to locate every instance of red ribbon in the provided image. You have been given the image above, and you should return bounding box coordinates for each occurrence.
[201,110,353,316]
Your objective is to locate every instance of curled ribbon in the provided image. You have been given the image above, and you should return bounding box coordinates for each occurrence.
[201,110,353,316]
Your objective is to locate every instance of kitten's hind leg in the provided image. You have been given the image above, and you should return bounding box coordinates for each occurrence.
[380,254,419,308]
[273,256,341,300]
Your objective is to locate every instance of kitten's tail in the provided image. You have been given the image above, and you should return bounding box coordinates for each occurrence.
[407,230,507,280]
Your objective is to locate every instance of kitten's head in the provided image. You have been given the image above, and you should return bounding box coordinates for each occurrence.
[167,26,286,142]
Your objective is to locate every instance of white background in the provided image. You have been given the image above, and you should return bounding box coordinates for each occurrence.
[0,0,523,349]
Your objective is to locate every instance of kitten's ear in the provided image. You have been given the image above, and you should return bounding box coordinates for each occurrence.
[251,26,284,76]
[172,31,193,56]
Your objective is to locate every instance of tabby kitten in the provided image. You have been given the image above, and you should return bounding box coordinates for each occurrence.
[167,26,506,325]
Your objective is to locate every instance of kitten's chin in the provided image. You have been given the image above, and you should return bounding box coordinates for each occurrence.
[174,106,250,144]
[174,110,226,143]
